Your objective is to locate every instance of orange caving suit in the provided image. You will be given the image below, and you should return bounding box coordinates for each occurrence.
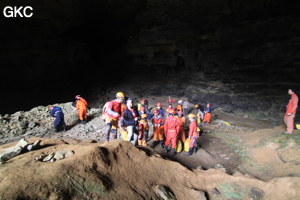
[76,97,88,120]
[164,116,180,148]
[152,114,164,141]
[176,116,186,143]
[138,119,149,146]
[188,120,199,148]
[284,93,299,133]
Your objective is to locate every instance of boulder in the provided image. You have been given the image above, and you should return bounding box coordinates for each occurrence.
[0,138,28,164]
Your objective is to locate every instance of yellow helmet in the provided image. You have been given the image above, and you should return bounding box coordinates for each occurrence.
[116,92,125,100]
[141,114,147,119]
[188,114,195,118]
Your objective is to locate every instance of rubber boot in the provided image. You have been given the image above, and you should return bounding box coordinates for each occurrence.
[54,126,59,133]
[84,117,88,123]
[159,140,164,148]
[171,148,175,157]
[105,124,111,142]
[111,129,117,140]
[151,140,158,148]
[80,120,85,124]
[193,147,197,154]
[185,148,193,156]
[164,145,168,153]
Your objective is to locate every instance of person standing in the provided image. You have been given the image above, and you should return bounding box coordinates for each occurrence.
[283,88,299,134]
[105,92,125,142]
[155,102,165,117]
[123,98,139,145]
[166,96,175,106]
[176,100,183,114]
[185,114,199,156]
[176,111,186,143]
[138,114,149,146]
[49,105,66,133]
[75,95,88,124]
[164,110,180,156]
[194,103,204,120]
[182,99,189,116]
[203,103,211,125]
[152,109,165,148]
[166,105,175,118]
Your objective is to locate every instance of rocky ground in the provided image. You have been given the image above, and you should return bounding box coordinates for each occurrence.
[0,90,300,199]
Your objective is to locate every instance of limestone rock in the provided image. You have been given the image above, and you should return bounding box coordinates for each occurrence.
[154,185,176,200]
[0,138,28,164]
[53,150,74,160]
[43,153,55,162]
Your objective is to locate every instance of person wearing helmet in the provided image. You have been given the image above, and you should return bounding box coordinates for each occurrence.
[166,105,175,118]
[176,100,183,114]
[139,106,152,120]
[194,103,204,120]
[182,99,189,116]
[75,95,88,124]
[49,105,67,133]
[164,110,180,156]
[105,92,125,142]
[140,99,149,113]
[151,109,165,148]
[123,98,139,145]
[138,114,149,146]
[155,102,165,117]
[283,88,299,134]
[166,96,175,106]
[175,111,186,143]
[186,114,199,156]
[203,103,211,125]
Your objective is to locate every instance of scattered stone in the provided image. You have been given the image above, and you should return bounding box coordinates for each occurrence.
[154,185,176,200]
[0,138,28,164]
[27,139,42,151]
[35,154,48,161]
[248,187,265,199]
[215,164,226,172]
[43,153,55,162]
[210,188,221,197]
[54,150,74,160]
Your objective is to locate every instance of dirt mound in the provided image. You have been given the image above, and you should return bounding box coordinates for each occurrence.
[1,137,300,200]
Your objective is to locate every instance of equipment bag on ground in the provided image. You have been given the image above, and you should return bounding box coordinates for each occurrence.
[176,140,182,153]
[184,138,190,152]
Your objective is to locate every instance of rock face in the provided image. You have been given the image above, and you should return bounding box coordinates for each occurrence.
[125,0,300,121]
[0,139,300,200]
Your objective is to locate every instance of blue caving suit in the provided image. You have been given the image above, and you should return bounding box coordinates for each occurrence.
[50,106,66,132]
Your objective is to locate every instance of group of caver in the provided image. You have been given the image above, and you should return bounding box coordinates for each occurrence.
[101,92,212,156]
[49,92,212,157]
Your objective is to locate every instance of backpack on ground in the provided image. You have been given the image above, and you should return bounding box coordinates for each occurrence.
[176,140,182,153]
[184,138,190,152]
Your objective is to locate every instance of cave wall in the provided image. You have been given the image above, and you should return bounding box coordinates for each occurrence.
[0,0,299,121]
[124,0,300,121]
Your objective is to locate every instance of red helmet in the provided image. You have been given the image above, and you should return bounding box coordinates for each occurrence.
[156,102,162,107]
[168,108,175,114]
[153,109,159,114]
[140,106,146,111]
[141,99,146,103]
